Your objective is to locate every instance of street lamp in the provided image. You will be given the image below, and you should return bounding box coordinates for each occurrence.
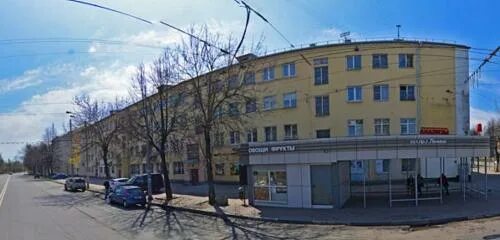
[65,111,75,175]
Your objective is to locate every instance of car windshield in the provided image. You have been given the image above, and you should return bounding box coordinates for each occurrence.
[117,179,128,183]
[74,179,85,183]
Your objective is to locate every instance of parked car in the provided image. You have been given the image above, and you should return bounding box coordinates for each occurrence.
[8,172,12,175]
[125,173,164,194]
[51,173,68,180]
[107,185,146,208]
[34,174,41,179]
[64,177,87,192]
[109,178,129,192]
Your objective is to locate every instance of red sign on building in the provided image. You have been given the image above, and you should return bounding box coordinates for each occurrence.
[420,127,449,135]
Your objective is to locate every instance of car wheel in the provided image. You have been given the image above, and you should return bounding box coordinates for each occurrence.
[122,200,128,208]
[81,188,86,192]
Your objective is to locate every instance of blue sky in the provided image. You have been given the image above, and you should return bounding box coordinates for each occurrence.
[0,0,499,159]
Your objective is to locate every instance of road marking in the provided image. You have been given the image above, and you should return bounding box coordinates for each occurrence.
[0,175,11,209]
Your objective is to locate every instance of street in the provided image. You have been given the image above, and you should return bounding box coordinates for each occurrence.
[2,174,500,240]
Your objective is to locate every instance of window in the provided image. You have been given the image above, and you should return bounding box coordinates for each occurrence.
[372,54,388,69]
[400,118,416,135]
[400,85,415,101]
[314,57,328,85]
[215,163,224,175]
[375,159,390,174]
[228,75,239,89]
[253,170,287,202]
[399,54,414,68]
[316,129,331,138]
[228,103,239,116]
[174,162,184,175]
[214,106,224,119]
[230,163,240,175]
[282,62,296,77]
[373,85,389,101]
[284,124,298,140]
[374,118,390,136]
[283,92,297,108]
[315,95,330,117]
[245,99,257,113]
[346,55,362,70]
[214,132,225,146]
[263,96,276,110]
[246,128,258,142]
[262,66,275,81]
[401,158,416,172]
[348,119,364,136]
[347,86,362,102]
[243,72,255,85]
[264,126,277,142]
[230,131,240,145]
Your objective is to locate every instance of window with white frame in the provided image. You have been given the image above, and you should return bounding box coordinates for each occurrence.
[227,75,239,89]
[262,66,275,81]
[246,128,258,142]
[348,119,364,136]
[372,54,388,69]
[347,86,362,102]
[283,92,297,108]
[315,95,329,117]
[400,85,415,101]
[263,96,276,110]
[282,62,296,77]
[401,158,416,172]
[243,72,255,85]
[253,170,287,202]
[174,161,184,175]
[373,84,389,101]
[375,159,390,174]
[230,131,240,145]
[313,58,328,85]
[284,124,298,140]
[400,118,416,135]
[399,54,414,68]
[346,55,362,70]
[264,126,277,142]
[374,118,390,136]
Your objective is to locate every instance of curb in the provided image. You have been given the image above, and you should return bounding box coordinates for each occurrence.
[44,179,500,227]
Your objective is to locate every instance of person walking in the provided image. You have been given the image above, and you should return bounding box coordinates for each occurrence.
[103,180,110,200]
[417,174,424,196]
[440,173,450,196]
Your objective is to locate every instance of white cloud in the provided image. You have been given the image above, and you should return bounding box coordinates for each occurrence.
[0,63,137,160]
[470,107,500,128]
[0,69,43,94]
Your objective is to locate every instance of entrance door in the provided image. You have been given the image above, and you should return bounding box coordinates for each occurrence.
[190,169,199,185]
[350,160,364,182]
[311,165,333,206]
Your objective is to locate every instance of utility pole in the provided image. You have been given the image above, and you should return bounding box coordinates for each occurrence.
[396,25,402,39]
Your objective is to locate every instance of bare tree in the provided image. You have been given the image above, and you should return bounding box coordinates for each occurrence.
[176,26,261,205]
[486,118,500,172]
[73,94,124,179]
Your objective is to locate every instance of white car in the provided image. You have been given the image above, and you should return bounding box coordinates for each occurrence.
[109,178,129,192]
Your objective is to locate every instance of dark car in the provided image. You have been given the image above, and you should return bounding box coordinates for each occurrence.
[51,173,68,180]
[107,185,146,208]
[34,174,41,179]
[125,173,164,194]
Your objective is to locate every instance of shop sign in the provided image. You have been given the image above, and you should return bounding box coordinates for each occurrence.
[420,127,449,135]
[409,138,447,144]
[248,145,296,153]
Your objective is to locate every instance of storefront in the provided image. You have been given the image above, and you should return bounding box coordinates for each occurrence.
[240,135,492,208]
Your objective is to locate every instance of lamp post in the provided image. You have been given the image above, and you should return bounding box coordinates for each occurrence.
[65,111,75,175]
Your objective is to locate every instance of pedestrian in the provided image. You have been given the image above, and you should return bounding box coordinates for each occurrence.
[440,173,450,195]
[103,180,110,200]
[406,174,415,195]
[417,174,424,195]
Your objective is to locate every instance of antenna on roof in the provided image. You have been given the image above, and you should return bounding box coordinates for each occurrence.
[396,25,402,40]
[340,31,351,43]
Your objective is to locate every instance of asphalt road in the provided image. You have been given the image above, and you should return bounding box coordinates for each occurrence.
[2,174,500,240]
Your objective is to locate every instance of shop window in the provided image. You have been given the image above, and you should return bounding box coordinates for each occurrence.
[215,163,225,176]
[253,170,287,202]
[401,158,416,172]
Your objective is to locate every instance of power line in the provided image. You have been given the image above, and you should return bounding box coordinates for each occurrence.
[0,38,166,49]
[66,0,230,55]
[467,46,500,86]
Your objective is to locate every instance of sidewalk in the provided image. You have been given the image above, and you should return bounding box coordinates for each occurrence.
[51,175,500,226]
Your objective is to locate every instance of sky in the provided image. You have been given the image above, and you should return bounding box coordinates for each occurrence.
[0,0,499,160]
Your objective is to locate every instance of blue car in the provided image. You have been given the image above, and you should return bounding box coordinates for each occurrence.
[51,173,68,180]
[107,185,146,208]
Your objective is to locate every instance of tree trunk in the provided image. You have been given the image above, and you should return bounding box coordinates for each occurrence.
[102,147,111,179]
[204,129,216,205]
[160,151,173,203]
[496,138,499,172]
